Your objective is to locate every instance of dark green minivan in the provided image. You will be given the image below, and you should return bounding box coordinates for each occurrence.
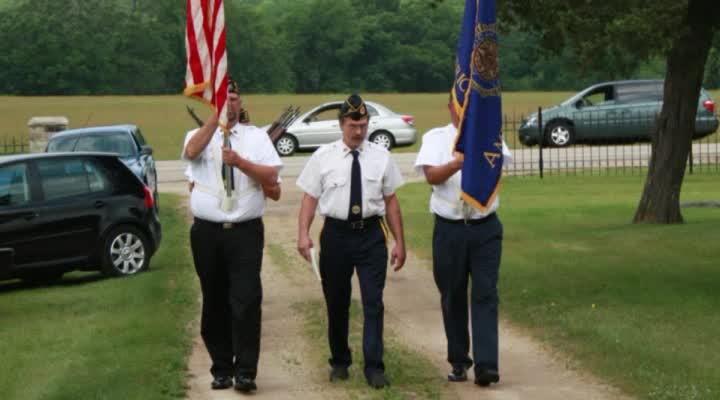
[518,80,719,147]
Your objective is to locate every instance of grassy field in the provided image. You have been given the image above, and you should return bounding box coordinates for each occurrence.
[1,91,718,159]
[0,194,197,400]
[399,174,720,400]
[0,92,573,159]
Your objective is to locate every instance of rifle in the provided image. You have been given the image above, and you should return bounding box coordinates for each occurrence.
[186,105,250,127]
[186,106,204,127]
[267,106,301,143]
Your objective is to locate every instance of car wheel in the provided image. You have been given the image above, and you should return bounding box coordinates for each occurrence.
[275,134,297,156]
[370,131,395,150]
[100,225,150,277]
[545,121,574,147]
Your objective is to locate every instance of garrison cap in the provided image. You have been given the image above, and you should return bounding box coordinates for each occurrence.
[228,76,239,95]
[339,93,368,120]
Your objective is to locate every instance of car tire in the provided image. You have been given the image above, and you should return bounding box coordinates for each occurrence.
[275,134,297,157]
[100,225,150,277]
[369,131,395,150]
[545,121,574,147]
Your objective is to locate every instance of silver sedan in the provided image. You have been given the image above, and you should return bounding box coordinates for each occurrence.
[271,101,417,156]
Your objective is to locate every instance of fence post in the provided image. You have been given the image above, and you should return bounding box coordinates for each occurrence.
[537,106,544,179]
[688,142,694,175]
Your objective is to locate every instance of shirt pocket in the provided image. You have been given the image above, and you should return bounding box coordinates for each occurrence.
[363,163,385,201]
[322,170,348,194]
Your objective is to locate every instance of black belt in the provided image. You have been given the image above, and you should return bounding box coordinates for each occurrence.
[325,216,381,231]
[194,217,261,230]
[435,213,496,225]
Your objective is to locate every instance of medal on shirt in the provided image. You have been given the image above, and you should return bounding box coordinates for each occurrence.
[351,205,361,215]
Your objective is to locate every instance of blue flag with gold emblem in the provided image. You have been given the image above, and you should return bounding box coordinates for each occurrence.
[452,0,502,211]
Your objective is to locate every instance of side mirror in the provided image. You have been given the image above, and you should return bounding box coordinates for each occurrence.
[575,100,584,109]
[140,145,153,156]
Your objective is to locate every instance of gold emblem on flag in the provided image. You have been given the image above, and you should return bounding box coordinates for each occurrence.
[352,205,361,215]
[471,24,500,98]
[472,38,499,82]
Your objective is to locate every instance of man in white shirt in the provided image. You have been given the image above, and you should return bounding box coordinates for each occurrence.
[182,79,282,393]
[296,93,406,389]
[414,95,513,387]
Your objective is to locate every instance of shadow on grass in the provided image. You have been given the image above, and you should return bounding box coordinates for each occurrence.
[0,271,109,294]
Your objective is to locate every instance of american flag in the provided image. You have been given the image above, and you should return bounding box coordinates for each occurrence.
[184,0,228,128]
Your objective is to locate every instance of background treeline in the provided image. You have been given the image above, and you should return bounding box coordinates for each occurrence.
[1,0,718,95]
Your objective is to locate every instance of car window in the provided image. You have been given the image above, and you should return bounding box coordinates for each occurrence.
[309,106,341,122]
[74,133,135,156]
[37,158,110,201]
[366,104,379,117]
[0,163,30,207]
[580,85,614,107]
[133,128,147,146]
[47,137,78,152]
[616,82,663,103]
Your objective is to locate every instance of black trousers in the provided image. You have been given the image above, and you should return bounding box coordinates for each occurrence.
[432,213,503,374]
[190,218,264,379]
[319,219,388,376]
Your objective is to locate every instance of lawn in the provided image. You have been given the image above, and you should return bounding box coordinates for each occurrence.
[1,90,717,158]
[0,194,197,400]
[0,92,572,159]
[399,174,720,400]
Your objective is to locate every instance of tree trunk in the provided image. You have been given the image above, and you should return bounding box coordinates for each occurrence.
[633,0,719,224]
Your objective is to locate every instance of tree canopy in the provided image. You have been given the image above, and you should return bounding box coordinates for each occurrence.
[1,0,717,95]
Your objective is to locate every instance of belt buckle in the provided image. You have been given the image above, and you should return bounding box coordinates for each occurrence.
[350,220,364,230]
[222,222,233,229]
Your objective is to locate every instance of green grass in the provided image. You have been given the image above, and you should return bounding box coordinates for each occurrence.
[398,174,720,400]
[0,194,198,400]
[295,300,449,400]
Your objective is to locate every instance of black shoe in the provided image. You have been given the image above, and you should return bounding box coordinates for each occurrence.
[234,376,257,393]
[210,376,233,390]
[474,368,500,387]
[366,371,389,389]
[329,366,349,382]
[448,366,468,382]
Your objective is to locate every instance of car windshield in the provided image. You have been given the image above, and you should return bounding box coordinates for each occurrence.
[47,137,78,152]
[72,132,135,157]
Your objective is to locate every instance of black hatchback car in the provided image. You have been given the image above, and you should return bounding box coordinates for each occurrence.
[46,125,159,210]
[0,153,161,283]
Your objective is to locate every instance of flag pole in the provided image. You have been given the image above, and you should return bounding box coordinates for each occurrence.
[220,124,233,212]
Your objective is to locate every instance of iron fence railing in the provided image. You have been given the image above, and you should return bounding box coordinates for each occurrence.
[0,136,29,155]
[501,109,719,177]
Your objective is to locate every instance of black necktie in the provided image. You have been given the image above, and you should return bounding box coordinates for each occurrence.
[221,140,235,190]
[348,150,362,221]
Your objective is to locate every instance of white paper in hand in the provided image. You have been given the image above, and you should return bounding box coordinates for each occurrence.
[309,247,321,282]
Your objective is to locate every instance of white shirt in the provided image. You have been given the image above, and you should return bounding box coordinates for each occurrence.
[182,124,282,223]
[296,140,404,220]
[414,124,513,220]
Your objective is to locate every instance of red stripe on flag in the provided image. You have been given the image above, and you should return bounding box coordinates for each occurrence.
[185,1,204,92]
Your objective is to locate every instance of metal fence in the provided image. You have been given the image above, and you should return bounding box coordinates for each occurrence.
[501,108,720,177]
[0,136,29,155]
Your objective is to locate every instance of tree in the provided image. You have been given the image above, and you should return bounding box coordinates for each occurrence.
[497,0,719,223]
